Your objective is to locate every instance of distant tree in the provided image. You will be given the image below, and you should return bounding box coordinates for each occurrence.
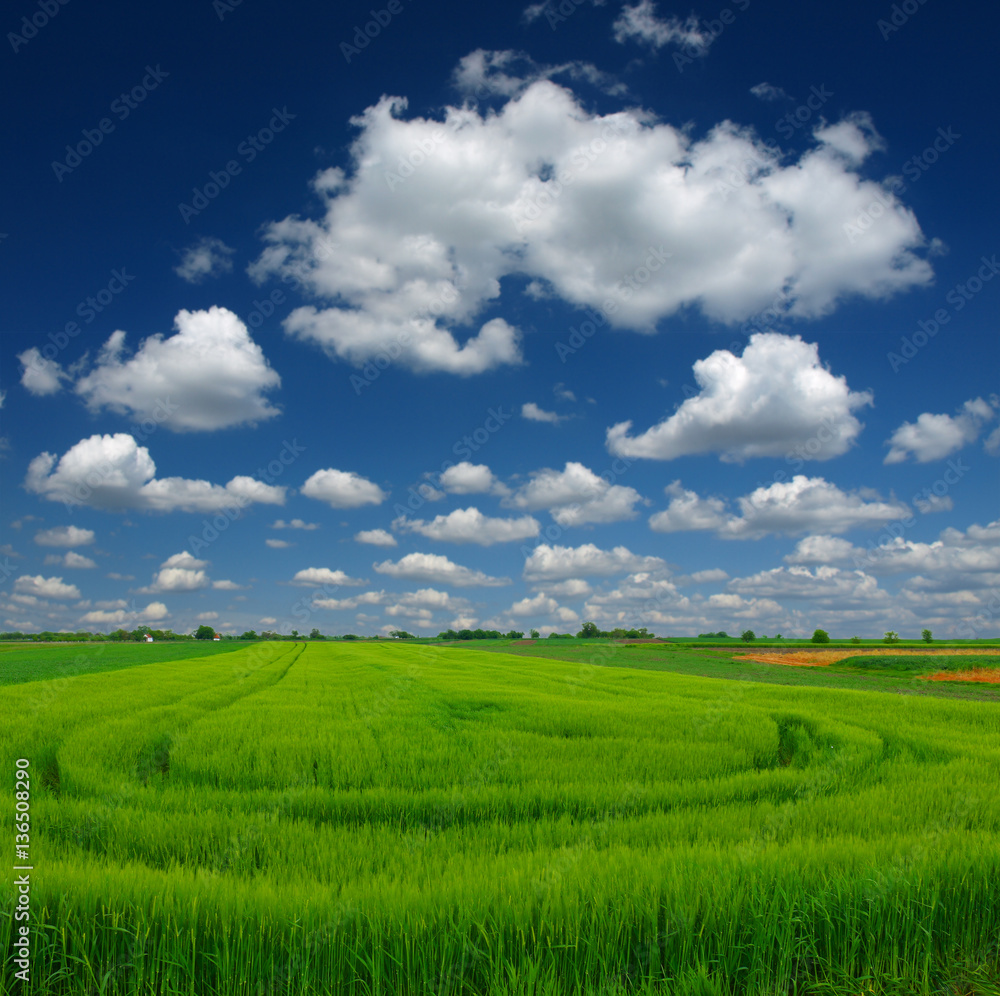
[922,628,933,643]
[437,629,458,640]
[577,621,601,638]
[529,629,540,639]
[505,630,524,639]
[240,630,258,641]
[110,628,129,642]
[342,634,359,641]
[774,634,782,640]
[309,628,323,640]
[850,636,861,645]
[389,630,414,639]
[194,625,216,640]
[291,630,299,638]
[811,629,830,644]
[884,631,899,644]
[741,630,756,642]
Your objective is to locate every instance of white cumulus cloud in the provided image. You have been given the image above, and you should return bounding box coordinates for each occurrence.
[521,402,567,424]
[249,72,932,374]
[18,347,69,396]
[884,398,995,464]
[649,477,910,538]
[523,543,665,581]
[301,469,387,509]
[14,575,81,599]
[25,434,286,512]
[373,552,509,587]
[354,528,397,547]
[290,568,367,587]
[74,307,281,431]
[393,507,540,545]
[438,462,508,496]
[505,461,646,525]
[608,334,872,462]
[33,525,95,547]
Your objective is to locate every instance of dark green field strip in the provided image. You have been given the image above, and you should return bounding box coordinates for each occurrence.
[468,641,1000,700]
[0,640,253,686]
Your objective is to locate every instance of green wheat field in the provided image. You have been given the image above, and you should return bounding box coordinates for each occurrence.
[2,641,999,995]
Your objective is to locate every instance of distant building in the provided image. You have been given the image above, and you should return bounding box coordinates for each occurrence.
[144,634,154,643]
[213,634,221,641]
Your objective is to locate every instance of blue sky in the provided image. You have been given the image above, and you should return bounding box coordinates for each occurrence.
[2,0,998,638]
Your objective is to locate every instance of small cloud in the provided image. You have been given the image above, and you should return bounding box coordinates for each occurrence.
[355,528,397,547]
[613,2,712,53]
[34,525,95,548]
[18,347,68,396]
[174,237,236,284]
[44,551,97,569]
[301,469,387,509]
[750,82,790,102]
[196,611,219,621]
[266,539,293,549]
[554,383,577,403]
[522,402,567,424]
[291,567,367,587]
[271,518,320,530]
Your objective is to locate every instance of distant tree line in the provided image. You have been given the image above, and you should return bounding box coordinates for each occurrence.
[437,629,526,641]
[576,622,652,639]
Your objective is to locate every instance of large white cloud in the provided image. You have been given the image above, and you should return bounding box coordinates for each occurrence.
[609,334,873,462]
[301,469,387,508]
[504,462,646,525]
[884,398,995,464]
[25,434,286,512]
[33,525,95,547]
[73,308,281,431]
[14,575,81,599]
[649,477,910,538]
[373,552,509,587]
[249,71,931,375]
[523,543,665,581]
[393,507,540,545]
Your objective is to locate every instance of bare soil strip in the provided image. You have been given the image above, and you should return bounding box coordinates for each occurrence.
[735,648,996,668]
[927,668,1000,684]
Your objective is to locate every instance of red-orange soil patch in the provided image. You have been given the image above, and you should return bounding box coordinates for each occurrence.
[926,667,1000,683]
[735,648,995,668]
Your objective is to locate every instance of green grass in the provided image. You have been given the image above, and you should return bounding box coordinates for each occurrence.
[0,641,250,687]
[1,641,999,995]
[832,654,1000,673]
